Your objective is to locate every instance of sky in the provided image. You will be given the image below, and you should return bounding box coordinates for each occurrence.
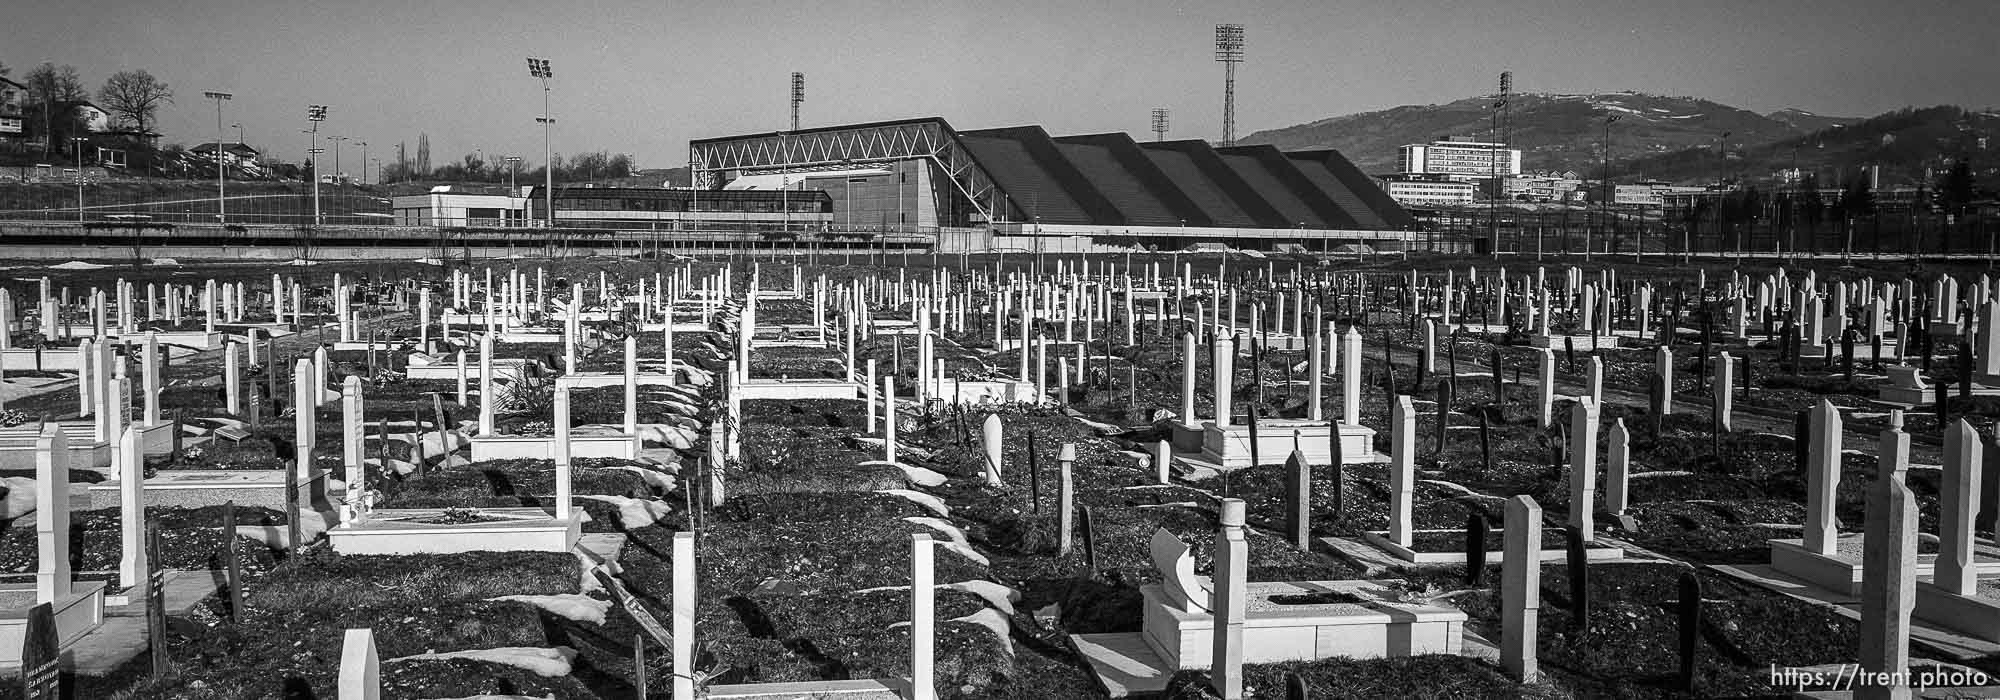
[7,0,1998,176]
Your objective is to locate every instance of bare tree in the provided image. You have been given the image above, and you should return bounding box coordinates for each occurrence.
[24,63,87,157]
[98,70,173,136]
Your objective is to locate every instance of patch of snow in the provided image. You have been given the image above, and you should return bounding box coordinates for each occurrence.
[50,261,108,270]
[876,488,950,517]
[488,594,610,625]
[941,541,991,566]
[149,258,181,266]
[388,646,577,677]
[904,517,969,546]
[1666,114,1703,119]
[283,258,319,266]
[942,580,1023,615]
[577,494,673,529]
[598,464,677,493]
[859,461,948,487]
[948,608,1015,656]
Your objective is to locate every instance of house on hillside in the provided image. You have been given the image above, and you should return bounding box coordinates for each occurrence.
[57,101,110,133]
[0,77,25,145]
[189,142,262,166]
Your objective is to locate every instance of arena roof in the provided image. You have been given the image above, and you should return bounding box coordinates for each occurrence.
[689,117,1412,230]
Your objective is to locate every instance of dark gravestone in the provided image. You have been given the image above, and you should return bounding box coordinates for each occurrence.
[283,463,302,552]
[1028,431,1042,514]
[1330,451,1346,519]
[1434,383,1450,455]
[1464,513,1488,586]
[1490,348,1504,405]
[1564,335,1577,373]
[222,500,244,624]
[1938,376,1952,423]
[1794,411,1811,473]
[1285,670,1311,700]
[1079,505,1099,577]
[1961,341,1975,400]
[1679,572,1704,692]
[146,520,168,677]
[19,603,60,700]
[633,633,649,699]
[1246,406,1263,473]
[1841,331,1856,380]
[1567,525,1590,632]
[1478,412,1493,472]
[1446,331,1460,399]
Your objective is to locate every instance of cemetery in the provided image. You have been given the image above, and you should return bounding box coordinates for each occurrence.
[2,251,2000,699]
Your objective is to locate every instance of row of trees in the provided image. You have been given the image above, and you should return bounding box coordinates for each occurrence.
[375,143,635,185]
[1685,161,1989,237]
[1,60,174,158]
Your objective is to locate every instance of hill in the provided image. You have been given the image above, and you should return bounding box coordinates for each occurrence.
[1239,91,1809,175]
[1763,108,1863,133]
[1617,105,2000,188]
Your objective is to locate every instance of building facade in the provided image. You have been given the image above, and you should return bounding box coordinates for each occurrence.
[1398,138,1522,181]
[1383,178,1478,207]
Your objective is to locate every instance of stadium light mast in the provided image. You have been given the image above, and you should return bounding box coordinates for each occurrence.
[1151,108,1170,142]
[204,91,233,223]
[306,104,327,226]
[1214,24,1244,146]
[529,57,555,228]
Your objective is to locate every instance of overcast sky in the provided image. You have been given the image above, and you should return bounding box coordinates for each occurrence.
[9,0,1998,173]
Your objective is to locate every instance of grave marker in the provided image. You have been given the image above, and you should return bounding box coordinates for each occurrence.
[19,603,59,700]
[1502,495,1542,682]
[338,628,380,700]
[1210,499,1248,700]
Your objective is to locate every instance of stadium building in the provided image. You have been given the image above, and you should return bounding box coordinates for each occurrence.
[688,117,1431,252]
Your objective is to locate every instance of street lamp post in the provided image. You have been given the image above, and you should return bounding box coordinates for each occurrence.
[204,91,233,223]
[332,136,347,185]
[1593,113,1618,261]
[505,156,522,226]
[306,104,327,226]
[529,58,555,228]
[71,136,87,222]
[231,123,243,146]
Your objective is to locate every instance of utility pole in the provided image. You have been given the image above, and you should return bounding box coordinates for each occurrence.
[204,91,233,224]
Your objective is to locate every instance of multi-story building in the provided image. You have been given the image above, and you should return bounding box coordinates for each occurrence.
[1494,174,1584,202]
[1382,178,1477,207]
[1397,137,1522,181]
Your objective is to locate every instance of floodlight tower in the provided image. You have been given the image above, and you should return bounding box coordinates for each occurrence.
[1214,24,1244,147]
[528,57,555,227]
[306,104,327,226]
[204,90,233,223]
[1151,108,1170,142]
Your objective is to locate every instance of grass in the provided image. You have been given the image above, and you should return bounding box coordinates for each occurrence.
[1162,654,1550,699]
[248,548,579,614]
